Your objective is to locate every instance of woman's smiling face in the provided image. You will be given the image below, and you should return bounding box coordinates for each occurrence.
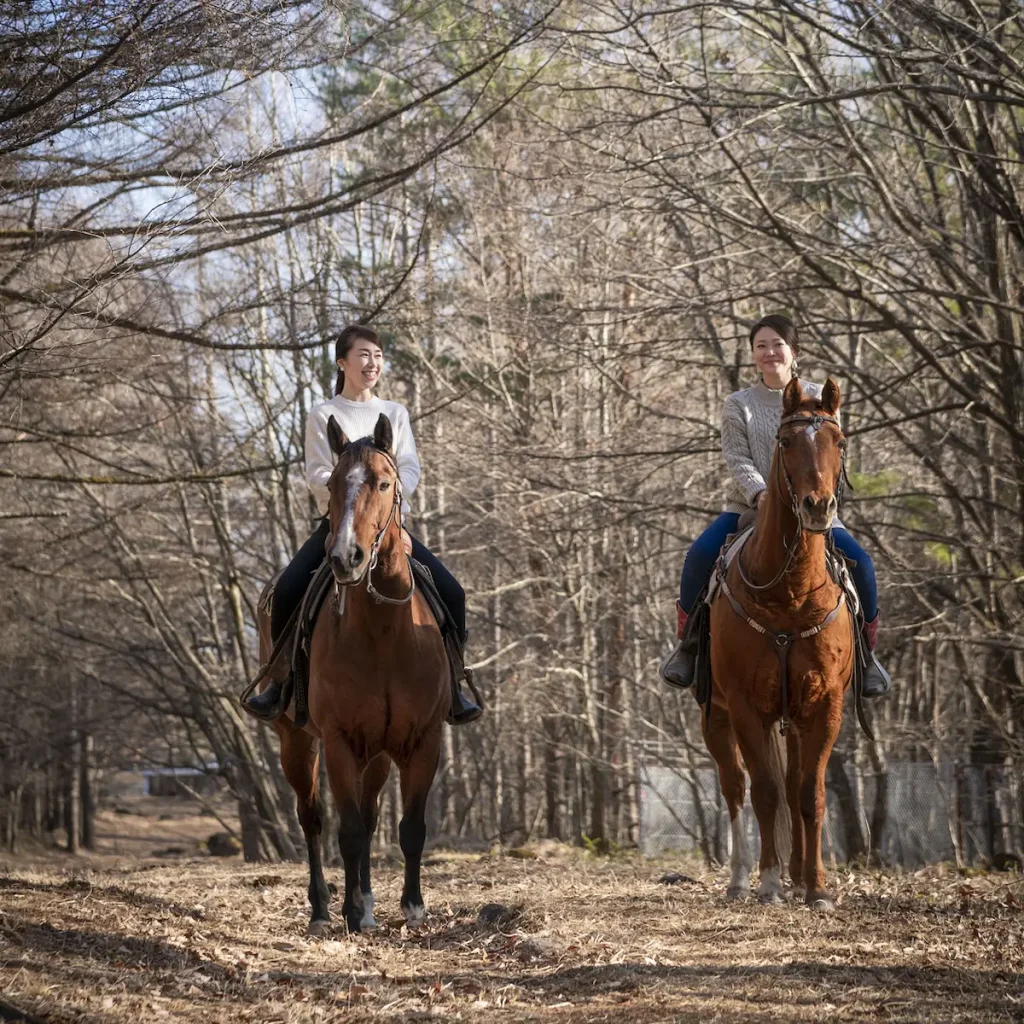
[339,340,384,390]
[751,325,796,380]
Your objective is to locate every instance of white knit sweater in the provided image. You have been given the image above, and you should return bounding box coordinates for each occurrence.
[722,379,842,524]
[304,395,420,516]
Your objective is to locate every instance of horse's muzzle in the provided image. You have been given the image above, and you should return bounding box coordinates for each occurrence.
[329,544,366,583]
[799,494,838,533]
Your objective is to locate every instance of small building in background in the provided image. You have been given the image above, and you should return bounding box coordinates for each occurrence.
[140,766,221,799]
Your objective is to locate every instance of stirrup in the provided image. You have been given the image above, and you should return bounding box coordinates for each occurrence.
[448,667,483,725]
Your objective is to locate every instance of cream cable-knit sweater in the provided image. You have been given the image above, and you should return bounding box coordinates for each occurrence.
[304,395,420,517]
[722,379,841,526]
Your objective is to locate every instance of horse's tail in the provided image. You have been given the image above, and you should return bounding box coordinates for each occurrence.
[767,722,792,874]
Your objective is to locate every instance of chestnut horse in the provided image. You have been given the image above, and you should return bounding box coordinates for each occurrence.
[258,413,449,934]
[706,377,854,911]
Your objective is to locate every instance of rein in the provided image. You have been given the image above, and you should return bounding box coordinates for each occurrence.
[334,451,416,610]
[725,410,848,735]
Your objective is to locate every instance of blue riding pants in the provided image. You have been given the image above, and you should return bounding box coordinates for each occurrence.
[678,513,878,621]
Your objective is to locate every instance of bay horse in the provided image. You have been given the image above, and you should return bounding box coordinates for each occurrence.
[257,413,449,934]
[706,377,854,911]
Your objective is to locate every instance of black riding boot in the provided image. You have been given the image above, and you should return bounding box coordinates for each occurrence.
[862,615,891,698]
[449,630,483,725]
[242,677,288,721]
[660,601,697,689]
[862,652,891,698]
[450,676,483,725]
[660,640,697,689]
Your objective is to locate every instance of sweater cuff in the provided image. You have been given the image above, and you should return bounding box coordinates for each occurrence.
[740,474,767,505]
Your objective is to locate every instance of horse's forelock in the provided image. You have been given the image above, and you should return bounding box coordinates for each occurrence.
[329,438,395,500]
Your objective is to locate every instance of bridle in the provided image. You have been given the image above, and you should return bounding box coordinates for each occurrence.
[331,450,416,611]
[735,412,847,592]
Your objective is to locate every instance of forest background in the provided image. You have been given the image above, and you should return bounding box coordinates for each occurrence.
[1,0,1021,866]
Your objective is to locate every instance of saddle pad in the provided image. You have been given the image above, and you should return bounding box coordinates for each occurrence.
[408,557,449,636]
[704,526,753,606]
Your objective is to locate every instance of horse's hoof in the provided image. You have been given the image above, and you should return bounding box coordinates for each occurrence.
[758,891,785,905]
[308,918,330,936]
[402,902,426,928]
[726,886,748,901]
[807,895,835,913]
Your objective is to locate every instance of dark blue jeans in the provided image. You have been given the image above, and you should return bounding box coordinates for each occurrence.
[678,512,878,621]
[270,519,466,642]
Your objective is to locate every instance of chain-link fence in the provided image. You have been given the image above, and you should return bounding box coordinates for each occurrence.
[639,757,1023,867]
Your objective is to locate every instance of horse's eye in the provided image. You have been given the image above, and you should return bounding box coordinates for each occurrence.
[779,437,791,449]
[379,480,390,492]
[838,438,848,451]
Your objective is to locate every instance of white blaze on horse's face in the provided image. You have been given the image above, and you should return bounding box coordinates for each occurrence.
[783,419,842,533]
[329,463,368,580]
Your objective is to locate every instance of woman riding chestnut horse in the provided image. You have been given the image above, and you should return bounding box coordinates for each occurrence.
[244,324,481,726]
[705,372,859,909]
[660,314,891,699]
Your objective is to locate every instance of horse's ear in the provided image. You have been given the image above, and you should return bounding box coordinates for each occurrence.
[373,413,393,454]
[821,377,841,416]
[327,415,349,458]
[782,377,804,416]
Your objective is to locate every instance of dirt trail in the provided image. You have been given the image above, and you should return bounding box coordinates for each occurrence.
[0,848,1020,1023]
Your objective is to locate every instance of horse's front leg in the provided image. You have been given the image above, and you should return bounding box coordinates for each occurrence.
[275,723,332,934]
[702,705,752,899]
[322,734,367,933]
[357,753,391,930]
[730,704,785,903]
[786,726,805,896]
[397,732,441,927]
[798,694,843,910]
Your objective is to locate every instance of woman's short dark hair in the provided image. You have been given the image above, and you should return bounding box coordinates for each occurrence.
[748,314,799,355]
[334,324,382,395]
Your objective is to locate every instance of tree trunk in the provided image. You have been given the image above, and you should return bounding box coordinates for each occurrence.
[64,735,81,856]
[80,733,95,851]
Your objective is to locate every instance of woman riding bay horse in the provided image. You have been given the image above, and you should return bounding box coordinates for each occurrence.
[660,314,891,698]
[243,323,482,726]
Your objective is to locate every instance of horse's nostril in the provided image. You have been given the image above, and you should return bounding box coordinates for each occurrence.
[351,546,365,567]
[803,495,833,517]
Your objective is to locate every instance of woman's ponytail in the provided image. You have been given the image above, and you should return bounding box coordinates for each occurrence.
[335,368,345,395]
